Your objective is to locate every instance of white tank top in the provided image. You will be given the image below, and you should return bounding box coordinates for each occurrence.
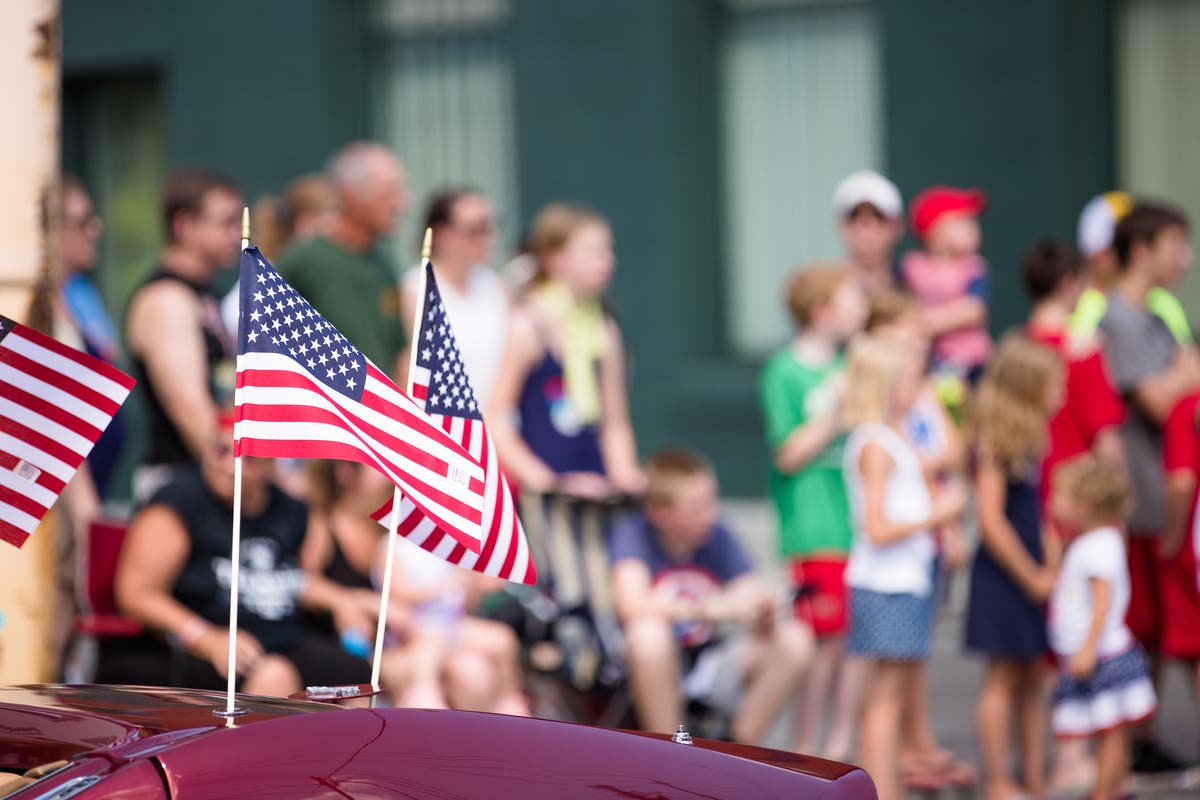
[405,264,509,407]
[843,422,936,596]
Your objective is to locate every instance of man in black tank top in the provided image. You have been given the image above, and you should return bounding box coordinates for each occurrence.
[103,438,371,695]
[125,168,242,502]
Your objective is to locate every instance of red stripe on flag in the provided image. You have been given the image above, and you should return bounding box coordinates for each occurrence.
[7,328,135,390]
[236,399,482,525]
[0,381,103,442]
[0,347,122,417]
[239,367,480,480]
[0,416,85,470]
[0,452,66,495]
[0,484,49,522]
[0,520,30,548]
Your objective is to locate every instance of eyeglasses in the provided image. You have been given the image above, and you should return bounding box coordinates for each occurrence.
[453,219,497,239]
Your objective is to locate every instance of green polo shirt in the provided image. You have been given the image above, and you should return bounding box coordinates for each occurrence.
[276,236,406,373]
[759,347,853,558]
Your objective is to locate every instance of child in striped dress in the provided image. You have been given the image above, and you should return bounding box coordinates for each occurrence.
[1049,454,1157,800]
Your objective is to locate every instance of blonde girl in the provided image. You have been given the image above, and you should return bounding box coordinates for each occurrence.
[842,335,966,800]
[488,203,643,498]
[964,333,1063,800]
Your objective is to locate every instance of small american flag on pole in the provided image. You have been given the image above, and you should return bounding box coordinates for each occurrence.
[234,248,487,553]
[371,261,537,585]
[0,315,134,548]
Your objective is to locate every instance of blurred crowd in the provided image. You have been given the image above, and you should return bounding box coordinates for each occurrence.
[48,142,1200,800]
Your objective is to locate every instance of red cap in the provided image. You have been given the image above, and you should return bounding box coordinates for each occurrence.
[910,185,987,239]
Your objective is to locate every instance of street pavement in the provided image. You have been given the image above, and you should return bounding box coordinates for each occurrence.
[723,500,1200,799]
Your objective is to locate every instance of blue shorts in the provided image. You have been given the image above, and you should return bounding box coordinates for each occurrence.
[848,587,933,661]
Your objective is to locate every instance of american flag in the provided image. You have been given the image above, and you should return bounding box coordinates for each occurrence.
[371,261,537,585]
[233,248,487,553]
[0,316,134,548]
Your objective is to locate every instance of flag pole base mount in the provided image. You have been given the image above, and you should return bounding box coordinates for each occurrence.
[212,706,249,719]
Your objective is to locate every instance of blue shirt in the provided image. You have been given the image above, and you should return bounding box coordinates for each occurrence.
[609,511,753,647]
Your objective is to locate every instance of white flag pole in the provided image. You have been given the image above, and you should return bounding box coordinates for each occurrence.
[369,228,433,697]
[218,207,252,719]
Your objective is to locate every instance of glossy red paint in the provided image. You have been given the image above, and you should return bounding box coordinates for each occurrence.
[0,686,877,799]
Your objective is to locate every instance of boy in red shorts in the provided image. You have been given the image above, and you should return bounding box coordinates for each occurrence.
[758,264,867,760]
[1162,394,1200,708]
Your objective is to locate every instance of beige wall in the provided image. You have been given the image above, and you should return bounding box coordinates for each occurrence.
[0,0,61,683]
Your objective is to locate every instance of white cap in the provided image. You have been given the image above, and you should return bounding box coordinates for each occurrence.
[1077,191,1133,257]
[833,170,903,219]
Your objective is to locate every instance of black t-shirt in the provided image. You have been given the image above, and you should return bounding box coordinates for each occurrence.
[152,468,307,651]
[131,268,234,467]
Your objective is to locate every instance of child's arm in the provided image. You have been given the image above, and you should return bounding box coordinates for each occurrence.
[924,295,987,336]
[485,309,564,493]
[860,442,964,546]
[976,457,1054,601]
[611,558,696,624]
[702,574,775,631]
[773,412,840,475]
[598,318,646,496]
[1069,576,1112,680]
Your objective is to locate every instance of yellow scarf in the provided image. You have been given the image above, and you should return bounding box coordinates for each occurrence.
[535,281,607,425]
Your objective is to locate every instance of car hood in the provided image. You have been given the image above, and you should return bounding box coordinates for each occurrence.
[0,685,874,799]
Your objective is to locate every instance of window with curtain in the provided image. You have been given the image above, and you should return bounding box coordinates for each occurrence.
[1117,0,1200,321]
[368,0,517,271]
[720,0,883,355]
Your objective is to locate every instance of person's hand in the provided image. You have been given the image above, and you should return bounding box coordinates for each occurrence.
[1158,529,1186,561]
[939,524,968,571]
[523,464,559,495]
[1025,567,1057,603]
[609,466,648,498]
[932,481,967,525]
[1068,647,1097,681]
[652,583,699,622]
[1043,526,1064,571]
[557,471,612,501]
[332,588,379,639]
[747,592,777,636]
[198,627,265,679]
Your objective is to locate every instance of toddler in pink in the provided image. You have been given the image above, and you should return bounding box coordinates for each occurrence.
[900,185,992,381]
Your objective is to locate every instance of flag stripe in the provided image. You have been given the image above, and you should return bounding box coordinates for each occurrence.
[238,356,484,482]
[0,421,83,479]
[0,451,65,494]
[0,379,103,442]
[0,520,29,547]
[0,363,116,431]
[5,327,136,392]
[0,346,122,417]
[0,465,59,509]
[236,403,484,529]
[0,482,51,523]
[0,396,96,457]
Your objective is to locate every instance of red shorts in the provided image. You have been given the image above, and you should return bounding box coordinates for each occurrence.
[1161,533,1200,661]
[1126,536,1162,648]
[790,557,848,638]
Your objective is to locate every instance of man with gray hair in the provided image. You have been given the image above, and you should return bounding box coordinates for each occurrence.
[276,142,411,377]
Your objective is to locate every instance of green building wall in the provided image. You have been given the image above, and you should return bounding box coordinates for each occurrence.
[63,0,1114,496]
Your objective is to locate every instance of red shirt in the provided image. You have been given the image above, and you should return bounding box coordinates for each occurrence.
[1164,393,1200,534]
[1029,326,1126,508]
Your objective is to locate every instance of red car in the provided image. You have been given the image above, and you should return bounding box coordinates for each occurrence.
[0,684,875,799]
